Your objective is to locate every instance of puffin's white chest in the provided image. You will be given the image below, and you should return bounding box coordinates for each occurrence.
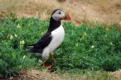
[49,25,65,52]
[42,25,65,59]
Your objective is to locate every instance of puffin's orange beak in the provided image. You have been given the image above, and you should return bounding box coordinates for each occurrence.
[62,13,71,21]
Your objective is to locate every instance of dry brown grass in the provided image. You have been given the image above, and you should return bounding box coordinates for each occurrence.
[7,69,121,80]
[110,70,121,80]
[0,0,121,25]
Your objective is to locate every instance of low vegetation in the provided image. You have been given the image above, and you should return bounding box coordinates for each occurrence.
[0,13,121,79]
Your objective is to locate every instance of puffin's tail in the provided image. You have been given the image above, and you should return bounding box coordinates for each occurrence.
[26,43,35,48]
[27,48,42,56]
[25,44,42,53]
[24,43,35,52]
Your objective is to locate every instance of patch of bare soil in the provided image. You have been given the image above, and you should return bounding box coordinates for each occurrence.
[8,70,84,80]
[7,69,121,80]
[110,70,121,80]
[14,70,60,80]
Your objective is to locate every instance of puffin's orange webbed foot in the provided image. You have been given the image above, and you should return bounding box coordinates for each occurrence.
[41,64,45,67]
[46,65,52,69]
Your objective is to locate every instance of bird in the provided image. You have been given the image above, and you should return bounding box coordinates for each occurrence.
[28,9,71,69]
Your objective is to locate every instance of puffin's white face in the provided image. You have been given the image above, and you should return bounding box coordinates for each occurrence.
[51,9,71,21]
[52,10,65,21]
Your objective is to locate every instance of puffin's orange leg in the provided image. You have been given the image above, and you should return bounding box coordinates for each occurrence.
[42,59,52,69]
[50,55,55,64]
[41,60,46,67]
[46,65,52,69]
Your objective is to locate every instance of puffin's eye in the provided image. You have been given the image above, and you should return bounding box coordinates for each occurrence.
[58,12,61,14]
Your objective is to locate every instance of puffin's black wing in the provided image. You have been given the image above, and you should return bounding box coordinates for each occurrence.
[28,32,52,53]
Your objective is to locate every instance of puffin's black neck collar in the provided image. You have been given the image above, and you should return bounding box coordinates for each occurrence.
[47,17,61,32]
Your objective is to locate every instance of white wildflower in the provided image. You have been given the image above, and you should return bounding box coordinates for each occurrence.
[15,34,17,38]
[91,45,95,48]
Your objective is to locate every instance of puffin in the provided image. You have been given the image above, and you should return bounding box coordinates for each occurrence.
[28,9,71,68]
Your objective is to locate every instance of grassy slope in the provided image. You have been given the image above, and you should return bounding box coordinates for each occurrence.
[0,14,121,79]
[0,0,121,80]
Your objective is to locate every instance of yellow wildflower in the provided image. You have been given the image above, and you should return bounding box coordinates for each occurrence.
[10,35,13,40]
[23,55,26,59]
[17,24,21,28]
[84,32,87,36]
[110,42,113,46]
[119,21,121,26]
[7,34,9,38]
[80,32,87,42]
[20,40,25,45]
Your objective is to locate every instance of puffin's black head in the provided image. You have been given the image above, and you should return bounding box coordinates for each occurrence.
[48,9,71,32]
[51,9,71,21]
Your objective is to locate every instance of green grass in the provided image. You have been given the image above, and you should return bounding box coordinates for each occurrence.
[0,13,121,79]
